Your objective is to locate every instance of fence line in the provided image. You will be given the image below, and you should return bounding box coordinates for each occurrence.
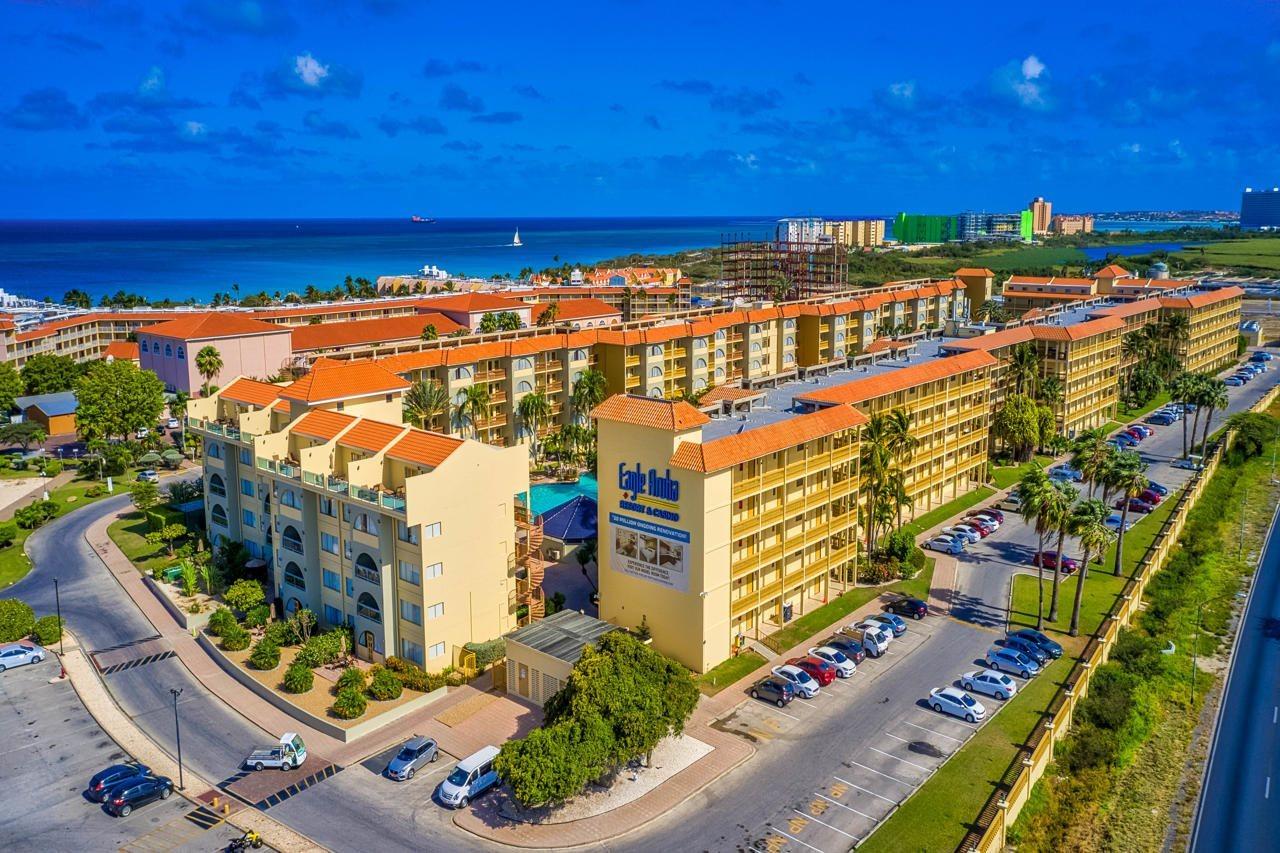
[958,383,1278,852]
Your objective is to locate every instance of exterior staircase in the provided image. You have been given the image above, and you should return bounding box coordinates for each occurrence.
[514,504,547,624]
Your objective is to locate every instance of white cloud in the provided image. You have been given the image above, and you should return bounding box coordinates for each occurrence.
[1021,55,1046,80]
[140,66,165,94]
[183,120,207,137]
[1005,55,1048,107]
[294,53,330,87]
[1125,142,1142,154]
[888,81,915,101]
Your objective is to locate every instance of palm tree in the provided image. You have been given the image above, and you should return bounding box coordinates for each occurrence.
[1068,499,1114,636]
[1160,313,1191,360]
[1071,429,1112,498]
[195,345,223,396]
[1008,342,1040,397]
[1107,453,1148,576]
[516,390,552,463]
[1198,379,1229,455]
[453,384,491,439]
[1168,372,1196,458]
[570,369,607,423]
[420,324,439,341]
[537,302,560,327]
[859,413,894,560]
[885,407,918,467]
[1044,481,1076,623]
[1037,374,1064,408]
[1018,468,1055,630]
[402,379,450,430]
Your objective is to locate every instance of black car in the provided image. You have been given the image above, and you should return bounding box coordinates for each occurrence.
[1003,636,1048,664]
[822,635,867,664]
[749,674,795,708]
[88,763,151,802]
[105,774,173,817]
[1010,628,1063,659]
[886,597,929,620]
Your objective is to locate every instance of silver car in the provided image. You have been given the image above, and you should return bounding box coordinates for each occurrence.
[385,735,438,781]
[961,668,1018,700]
[0,642,45,672]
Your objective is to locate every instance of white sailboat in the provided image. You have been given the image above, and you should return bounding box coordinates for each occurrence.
[511,228,522,247]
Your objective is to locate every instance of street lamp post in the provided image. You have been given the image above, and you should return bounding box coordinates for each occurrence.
[169,688,184,790]
[53,577,66,679]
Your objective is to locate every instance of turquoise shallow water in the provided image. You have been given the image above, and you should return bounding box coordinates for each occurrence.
[531,473,598,516]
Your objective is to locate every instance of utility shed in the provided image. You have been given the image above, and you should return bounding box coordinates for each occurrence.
[503,610,616,706]
[14,390,78,436]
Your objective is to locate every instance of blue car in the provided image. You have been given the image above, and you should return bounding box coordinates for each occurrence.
[867,612,907,637]
[1147,413,1175,426]
[1010,628,1064,659]
[1114,433,1138,447]
[88,763,152,802]
[1225,376,1245,387]
[1003,635,1049,664]
[1146,480,1168,496]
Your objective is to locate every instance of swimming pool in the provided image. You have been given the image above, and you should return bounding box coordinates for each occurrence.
[530,473,598,516]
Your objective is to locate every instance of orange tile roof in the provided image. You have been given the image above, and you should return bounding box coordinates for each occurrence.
[14,311,186,343]
[386,429,464,469]
[424,293,525,314]
[292,409,356,441]
[795,350,998,406]
[138,312,288,341]
[529,298,621,323]
[103,341,140,360]
[699,385,764,404]
[591,394,710,431]
[941,326,1035,352]
[1027,315,1126,342]
[1094,264,1130,277]
[372,331,598,374]
[1157,286,1244,310]
[220,377,285,407]
[339,419,407,453]
[249,296,431,321]
[289,312,466,352]
[1003,277,1096,291]
[1111,278,1181,290]
[671,405,868,473]
[954,267,995,276]
[279,360,410,403]
[864,338,915,354]
[1001,291,1091,301]
[1087,298,1162,320]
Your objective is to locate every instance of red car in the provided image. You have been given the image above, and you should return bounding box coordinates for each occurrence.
[955,521,990,539]
[1115,497,1154,514]
[1138,489,1163,505]
[1124,427,1145,441]
[786,656,836,686]
[1031,551,1079,574]
[978,508,1005,524]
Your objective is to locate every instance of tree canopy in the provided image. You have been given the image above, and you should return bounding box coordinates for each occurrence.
[994,393,1041,462]
[21,353,85,396]
[0,363,23,413]
[74,360,165,442]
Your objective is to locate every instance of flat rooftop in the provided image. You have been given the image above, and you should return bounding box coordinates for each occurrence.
[505,610,617,663]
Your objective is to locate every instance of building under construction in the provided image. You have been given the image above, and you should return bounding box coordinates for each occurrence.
[721,218,849,300]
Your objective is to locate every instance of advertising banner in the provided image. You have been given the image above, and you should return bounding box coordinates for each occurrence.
[608,511,690,592]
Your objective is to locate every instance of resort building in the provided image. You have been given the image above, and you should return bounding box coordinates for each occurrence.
[1050,214,1094,235]
[138,314,294,395]
[1029,197,1053,235]
[1156,286,1245,374]
[823,219,886,248]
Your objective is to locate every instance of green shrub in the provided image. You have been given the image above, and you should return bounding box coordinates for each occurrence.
[207,607,236,637]
[336,666,366,693]
[243,605,271,629]
[296,630,347,668]
[187,600,202,614]
[445,670,465,687]
[367,666,403,701]
[31,615,62,645]
[14,500,57,530]
[282,660,314,694]
[85,484,106,498]
[0,520,17,547]
[41,459,62,477]
[11,458,28,471]
[262,620,292,646]
[0,599,36,643]
[220,624,250,651]
[223,579,265,613]
[247,639,281,670]
[884,528,915,562]
[330,687,367,720]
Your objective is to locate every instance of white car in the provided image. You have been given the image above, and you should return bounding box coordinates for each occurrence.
[0,642,46,672]
[166,417,181,429]
[929,686,986,722]
[961,669,1018,701]
[808,646,856,678]
[135,427,149,439]
[940,525,980,544]
[855,619,895,645]
[772,664,820,698]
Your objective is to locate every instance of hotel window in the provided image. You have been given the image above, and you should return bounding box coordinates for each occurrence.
[423,561,443,580]
[140,341,148,353]
[398,560,420,585]
[354,553,380,584]
[517,379,533,394]
[571,348,587,361]
[695,358,707,370]
[400,639,424,666]
[397,521,419,544]
[206,442,223,459]
[428,641,446,660]
[239,448,252,465]
[241,478,255,497]
[165,344,173,357]
[648,345,662,357]
[452,366,473,381]
[400,601,422,625]
[323,604,343,626]
[715,330,725,340]
[241,509,255,528]
[427,602,444,620]
[648,366,662,378]
[353,512,378,534]
[515,357,533,371]
[356,592,381,623]
[279,488,300,509]
[209,474,227,496]
[210,505,228,527]
[319,496,336,517]
[283,561,306,590]
[320,533,339,554]
[177,347,185,360]
[423,522,442,539]
[281,525,303,554]
[323,569,340,591]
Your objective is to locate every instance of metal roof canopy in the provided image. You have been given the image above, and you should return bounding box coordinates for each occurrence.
[505,610,616,665]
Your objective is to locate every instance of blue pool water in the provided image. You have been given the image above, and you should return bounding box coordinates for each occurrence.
[530,473,598,516]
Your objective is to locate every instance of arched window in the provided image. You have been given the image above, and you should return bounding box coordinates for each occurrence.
[750,358,762,371]
[693,338,707,349]
[209,474,226,497]
[649,366,662,378]
[517,379,533,394]
[647,387,663,398]
[785,352,796,364]
[715,330,726,341]
[285,597,303,616]
[834,347,845,358]
[571,371,583,387]
[571,348,587,361]
[279,488,299,509]
[648,345,662,358]
[515,357,533,371]
[354,552,380,584]
[751,342,762,353]
[715,348,725,360]
[177,347,185,360]
[452,366,473,381]
[283,561,306,590]
[695,377,707,390]
[140,341,148,354]
[210,504,228,527]
[785,335,795,347]
[750,324,761,334]
[282,525,303,554]
[715,367,725,380]
[164,344,173,357]
[785,319,796,329]
[695,357,707,370]
[206,442,222,459]
[357,592,381,622]
[835,331,845,343]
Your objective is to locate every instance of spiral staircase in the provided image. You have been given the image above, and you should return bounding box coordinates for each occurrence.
[514,505,546,625]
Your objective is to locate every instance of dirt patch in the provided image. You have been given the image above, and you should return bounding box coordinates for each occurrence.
[434,691,499,727]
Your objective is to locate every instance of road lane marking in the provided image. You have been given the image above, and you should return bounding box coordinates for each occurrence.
[868,747,932,772]
[768,826,824,853]
[848,761,912,786]
[793,809,856,839]
[1273,706,1277,725]
[833,775,898,803]
[902,720,965,742]
[814,792,875,821]
[1266,777,1271,800]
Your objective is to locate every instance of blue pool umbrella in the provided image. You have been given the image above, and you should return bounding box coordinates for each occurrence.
[537,495,598,543]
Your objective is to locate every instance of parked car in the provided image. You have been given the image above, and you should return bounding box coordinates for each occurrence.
[1130,425,1153,438]
[999,491,1023,512]
[1049,465,1083,482]
[1250,351,1273,362]
[772,664,820,697]
[808,646,856,678]
[1138,488,1163,505]
[1115,497,1155,514]
[1173,456,1203,471]
[843,624,889,658]
[385,735,438,781]
[1147,413,1176,426]
[928,686,986,722]
[438,745,500,809]
[925,535,965,554]
[1031,551,1079,574]
[787,655,837,686]
[88,763,151,802]
[965,517,997,536]
[865,613,907,637]
[0,641,45,672]
[886,597,929,620]
[854,619,896,644]
[750,674,796,707]
[1105,513,1134,533]
[1113,433,1138,448]
[1009,628,1064,659]
[105,774,173,816]
[1146,480,1169,496]
[1003,636,1049,664]
[977,507,1005,524]
[166,417,181,429]
[940,525,980,545]
[961,669,1018,700]
[136,469,159,483]
[1225,376,1245,387]
[134,427,149,439]
[987,646,1040,679]
[822,635,867,664]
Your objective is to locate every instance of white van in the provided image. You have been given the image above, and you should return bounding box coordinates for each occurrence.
[844,624,891,658]
[438,745,500,809]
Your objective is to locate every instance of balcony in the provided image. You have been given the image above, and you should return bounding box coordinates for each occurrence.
[327,475,349,493]
[476,368,506,383]
[625,354,641,368]
[354,563,381,585]
[538,359,563,373]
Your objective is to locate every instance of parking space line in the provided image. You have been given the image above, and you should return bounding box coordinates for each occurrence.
[768,826,824,852]
[814,792,876,821]
[848,761,912,786]
[833,775,899,804]
[883,731,910,744]
[902,720,965,743]
[793,809,857,840]
[868,747,932,772]
[772,706,801,721]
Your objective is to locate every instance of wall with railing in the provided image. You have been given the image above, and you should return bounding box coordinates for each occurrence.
[957,381,1279,852]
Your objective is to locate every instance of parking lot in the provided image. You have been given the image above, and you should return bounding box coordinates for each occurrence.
[0,654,243,852]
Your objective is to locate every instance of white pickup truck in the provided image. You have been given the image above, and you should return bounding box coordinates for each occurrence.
[245,732,307,771]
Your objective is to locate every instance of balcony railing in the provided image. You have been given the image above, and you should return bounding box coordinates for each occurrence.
[354,564,381,584]
[278,462,300,480]
[327,475,349,493]
[303,471,324,487]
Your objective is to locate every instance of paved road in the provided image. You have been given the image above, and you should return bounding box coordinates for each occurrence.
[1191,502,1280,852]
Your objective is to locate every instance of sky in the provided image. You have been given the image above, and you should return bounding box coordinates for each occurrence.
[2,0,1278,219]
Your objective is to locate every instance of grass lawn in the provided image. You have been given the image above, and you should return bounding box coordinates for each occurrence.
[107,506,189,574]
[983,245,1087,271]
[991,454,1055,489]
[0,467,42,480]
[859,654,1073,853]
[1103,420,1127,435]
[903,486,997,538]
[1174,237,1280,273]
[1120,390,1171,420]
[697,651,767,695]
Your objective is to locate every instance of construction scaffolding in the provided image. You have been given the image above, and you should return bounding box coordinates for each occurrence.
[720,225,848,300]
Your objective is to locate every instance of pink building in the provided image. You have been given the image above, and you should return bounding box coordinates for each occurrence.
[137,313,293,395]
